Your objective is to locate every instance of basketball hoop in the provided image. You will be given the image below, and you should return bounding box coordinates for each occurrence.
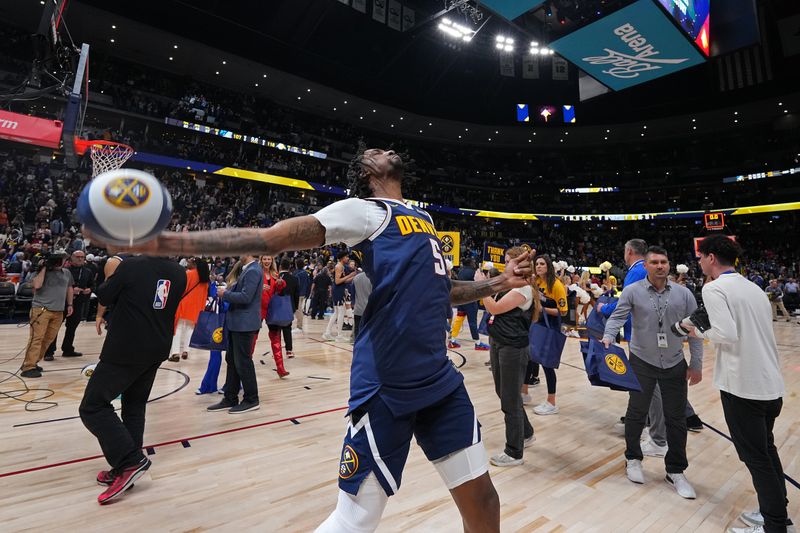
[74,139,134,177]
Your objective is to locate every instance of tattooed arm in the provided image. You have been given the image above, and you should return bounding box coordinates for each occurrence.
[87,216,327,257]
[449,251,533,305]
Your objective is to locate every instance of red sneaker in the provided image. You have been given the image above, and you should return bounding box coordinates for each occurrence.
[96,469,115,486]
[97,458,151,505]
[448,340,461,349]
[474,342,490,351]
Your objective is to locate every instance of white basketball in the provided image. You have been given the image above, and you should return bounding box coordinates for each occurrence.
[77,169,173,246]
[81,363,97,379]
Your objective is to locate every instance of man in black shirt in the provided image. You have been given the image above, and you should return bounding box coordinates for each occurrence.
[278,258,299,357]
[79,255,187,505]
[310,264,333,320]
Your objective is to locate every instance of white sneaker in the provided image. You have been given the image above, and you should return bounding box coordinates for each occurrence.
[665,473,696,499]
[740,510,764,527]
[521,393,533,405]
[640,438,668,457]
[626,459,645,484]
[335,336,351,343]
[524,435,536,448]
[291,328,303,335]
[533,402,559,415]
[490,453,523,467]
[728,526,764,533]
[322,333,335,342]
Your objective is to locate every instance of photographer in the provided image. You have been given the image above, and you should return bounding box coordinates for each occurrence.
[690,235,791,533]
[45,250,95,359]
[20,250,74,378]
[602,246,703,499]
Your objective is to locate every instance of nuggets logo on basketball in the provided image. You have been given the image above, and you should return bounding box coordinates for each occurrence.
[605,353,627,375]
[339,444,359,479]
[153,279,171,309]
[212,327,224,344]
[440,234,454,253]
[103,177,150,209]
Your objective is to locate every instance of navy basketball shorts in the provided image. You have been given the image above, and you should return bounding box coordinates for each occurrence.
[332,293,345,306]
[337,383,481,497]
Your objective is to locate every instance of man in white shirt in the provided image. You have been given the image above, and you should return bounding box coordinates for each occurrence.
[690,235,792,533]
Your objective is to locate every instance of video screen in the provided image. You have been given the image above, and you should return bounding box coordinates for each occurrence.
[657,0,710,55]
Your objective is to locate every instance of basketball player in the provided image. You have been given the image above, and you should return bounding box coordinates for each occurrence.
[88,148,532,532]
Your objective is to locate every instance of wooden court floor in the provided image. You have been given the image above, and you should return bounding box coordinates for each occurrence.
[1,317,798,532]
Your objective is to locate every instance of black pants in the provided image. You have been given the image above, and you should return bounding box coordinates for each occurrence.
[353,315,362,339]
[625,354,688,473]
[310,291,328,319]
[224,330,258,405]
[79,360,160,470]
[267,324,292,352]
[490,340,534,459]
[721,391,789,532]
[46,297,87,356]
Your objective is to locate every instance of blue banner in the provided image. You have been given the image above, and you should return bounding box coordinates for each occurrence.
[550,0,705,91]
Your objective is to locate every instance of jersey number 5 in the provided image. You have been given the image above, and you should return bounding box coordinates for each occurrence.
[429,238,447,276]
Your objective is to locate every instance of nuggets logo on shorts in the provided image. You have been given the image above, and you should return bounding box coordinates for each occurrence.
[212,327,224,344]
[103,177,150,209]
[605,353,627,375]
[339,444,359,479]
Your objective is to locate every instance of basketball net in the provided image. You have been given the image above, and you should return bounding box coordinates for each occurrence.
[74,139,134,177]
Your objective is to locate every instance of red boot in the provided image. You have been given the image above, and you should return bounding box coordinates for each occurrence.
[269,330,290,378]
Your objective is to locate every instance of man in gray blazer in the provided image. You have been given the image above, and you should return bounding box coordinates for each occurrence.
[208,254,263,414]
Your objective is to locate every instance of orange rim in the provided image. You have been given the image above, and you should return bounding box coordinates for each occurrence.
[73,138,134,156]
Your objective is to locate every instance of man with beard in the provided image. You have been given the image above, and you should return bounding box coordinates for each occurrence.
[88,147,532,533]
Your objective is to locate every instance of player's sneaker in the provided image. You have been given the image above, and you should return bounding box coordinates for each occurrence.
[626,459,645,484]
[286,351,295,359]
[686,414,704,432]
[640,438,668,457]
[96,469,116,486]
[447,340,461,349]
[291,328,303,335]
[97,457,150,505]
[474,342,490,351]
[524,434,536,447]
[739,511,764,527]
[665,473,696,499]
[322,333,335,342]
[521,393,532,405]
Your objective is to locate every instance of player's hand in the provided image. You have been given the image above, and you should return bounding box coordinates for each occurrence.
[498,250,533,289]
[217,287,226,298]
[66,305,73,318]
[473,270,487,282]
[602,338,612,349]
[595,302,604,313]
[95,317,106,335]
[687,367,703,386]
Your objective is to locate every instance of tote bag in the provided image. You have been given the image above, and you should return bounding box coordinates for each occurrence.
[585,294,618,340]
[529,311,566,369]
[580,338,641,392]
[266,294,294,327]
[189,299,227,351]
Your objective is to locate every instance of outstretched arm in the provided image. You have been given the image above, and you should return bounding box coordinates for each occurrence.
[85,216,327,257]
[449,252,532,306]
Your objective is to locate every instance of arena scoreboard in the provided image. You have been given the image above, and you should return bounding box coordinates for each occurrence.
[703,212,725,230]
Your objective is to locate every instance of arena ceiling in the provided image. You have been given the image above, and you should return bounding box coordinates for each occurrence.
[2,0,799,147]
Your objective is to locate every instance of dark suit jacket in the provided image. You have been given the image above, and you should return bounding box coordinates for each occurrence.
[223,261,263,332]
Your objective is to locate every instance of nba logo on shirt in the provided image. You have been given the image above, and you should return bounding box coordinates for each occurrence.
[153,279,171,310]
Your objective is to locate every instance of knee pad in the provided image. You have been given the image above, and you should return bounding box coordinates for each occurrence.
[314,473,388,533]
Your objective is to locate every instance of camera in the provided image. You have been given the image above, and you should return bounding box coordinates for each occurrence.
[670,305,711,336]
[37,249,68,271]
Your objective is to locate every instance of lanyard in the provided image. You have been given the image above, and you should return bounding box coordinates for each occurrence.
[647,288,670,330]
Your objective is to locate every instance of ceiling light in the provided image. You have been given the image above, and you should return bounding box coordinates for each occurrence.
[344,100,348,104]
[496,35,505,43]
[222,60,226,65]
[604,136,608,140]
[419,129,423,133]
[693,126,696,130]
[528,139,532,143]
[503,44,513,52]
[531,41,538,46]
[400,116,404,120]
[254,83,258,87]
[442,18,452,25]
[360,116,363,119]
[734,119,738,123]
[333,107,337,111]
[465,128,469,131]
[506,38,514,45]
[429,122,432,126]
[541,47,550,54]
[488,138,492,141]
[112,25,117,29]
[391,124,394,127]
[495,42,504,50]
[174,45,179,49]
[215,71,219,75]
[263,74,267,78]
[372,109,376,113]
[458,135,462,139]
[530,48,539,54]
[110,39,115,43]
[307,88,311,92]
[778,102,783,106]
[734,111,738,115]
[692,118,695,122]
[169,57,173,61]
[495,130,498,134]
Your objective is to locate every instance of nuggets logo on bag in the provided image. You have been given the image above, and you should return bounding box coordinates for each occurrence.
[605,353,627,375]
[339,445,359,479]
[212,327,224,344]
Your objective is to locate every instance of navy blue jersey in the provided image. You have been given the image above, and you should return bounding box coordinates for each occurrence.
[332,264,351,302]
[351,199,462,417]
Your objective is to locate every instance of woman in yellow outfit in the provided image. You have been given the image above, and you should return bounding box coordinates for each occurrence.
[531,254,569,416]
